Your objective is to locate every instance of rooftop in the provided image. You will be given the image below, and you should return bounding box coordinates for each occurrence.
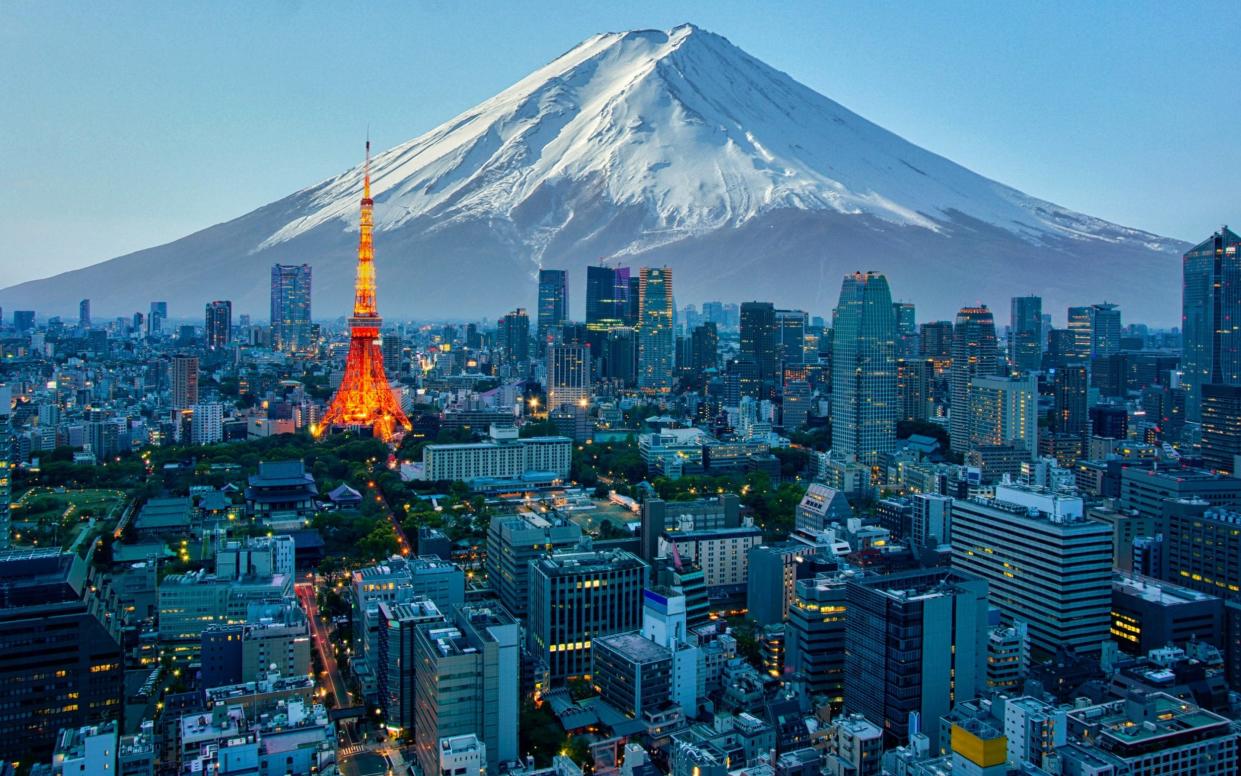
[1069,692,1230,750]
[595,631,672,664]
[1113,573,1219,605]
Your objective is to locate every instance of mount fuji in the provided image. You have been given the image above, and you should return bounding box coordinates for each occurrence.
[1,23,1186,324]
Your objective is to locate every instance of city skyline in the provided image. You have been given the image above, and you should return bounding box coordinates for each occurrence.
[3,6,1241,775]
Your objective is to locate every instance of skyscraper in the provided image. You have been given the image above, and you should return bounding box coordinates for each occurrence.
[968,374,1038,458]
[270,264,312,353]
[919,319,953,375]
[637,267,674,393]
[546,342,591,411]
[204,300,232,350]
[1066,305,1094,362]
[1090,302,1121,357]
[171,354,199,409]
[1009,296,1042,373]
[689,322,719,373]
[586,265,625,330]
[893,301,917,357]
[1182,227,1241,420]
[147,301,167,337]
[831,272,898,465]
[536,269,568,344]
[1201,384,1241,475]
[0,549,124,765]
[1052,365,1089,436]
[949,306,998,454]
[604,327,638,386]
[498,309,530,363]
[78,298,90,329]
[776,308,809,369]
[740,302,778,383]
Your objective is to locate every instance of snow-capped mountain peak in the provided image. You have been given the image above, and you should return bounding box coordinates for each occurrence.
[260,24,1173,256]
[0,23,1185,324]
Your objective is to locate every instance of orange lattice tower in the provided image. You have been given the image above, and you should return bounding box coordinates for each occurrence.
[317,141,411,441]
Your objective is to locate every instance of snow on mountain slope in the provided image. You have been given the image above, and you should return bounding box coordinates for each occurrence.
[261,23,1176,256]
[0,23,1186,323]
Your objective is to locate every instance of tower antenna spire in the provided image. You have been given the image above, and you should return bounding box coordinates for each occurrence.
[317,133,411,442]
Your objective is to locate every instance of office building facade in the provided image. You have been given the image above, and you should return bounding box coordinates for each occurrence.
[527,549,648,682]
[536,269,568,344]
[637,267,674,393]
[1182,227,1240,420]
[844,568,988,750]
[949,306,999,454]
[831,271,898,465]
[270,263,312,354]
[951,485,1112,654]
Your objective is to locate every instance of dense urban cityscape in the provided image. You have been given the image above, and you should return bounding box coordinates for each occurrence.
[3,9,1240,776]
[2,149,1240,774]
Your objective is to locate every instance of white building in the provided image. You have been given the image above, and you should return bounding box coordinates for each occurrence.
[190,403,224,445]
[421,424,571,481]
[658,521,763,591]
[439,734,486,776]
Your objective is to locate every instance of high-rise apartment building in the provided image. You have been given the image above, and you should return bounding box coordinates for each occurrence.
[546,342,591,411]
[637,267,674,393]
[949,306,999,454]
[844,568,988,750]
[1183,227,1241,420]
[171,354,199,409]
[78,298,91,329]
[536,269,568,344]
[270,264,312,353]
[830,271,898,465]
[205,300,232,349]
[1009,296,1042,373]
[951,484,1112,654]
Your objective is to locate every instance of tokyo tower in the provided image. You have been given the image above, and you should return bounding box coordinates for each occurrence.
[316,141,411,441]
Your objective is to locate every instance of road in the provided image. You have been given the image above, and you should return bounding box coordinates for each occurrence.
[364,476,413,556]
[296,580,356,749]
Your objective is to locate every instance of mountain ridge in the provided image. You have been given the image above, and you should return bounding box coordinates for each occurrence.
[0,23,1186,324]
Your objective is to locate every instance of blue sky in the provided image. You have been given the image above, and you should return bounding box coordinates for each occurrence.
[2,1,1237,285]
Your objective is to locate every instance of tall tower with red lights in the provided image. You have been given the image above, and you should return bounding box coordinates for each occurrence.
[317,141,411,441]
